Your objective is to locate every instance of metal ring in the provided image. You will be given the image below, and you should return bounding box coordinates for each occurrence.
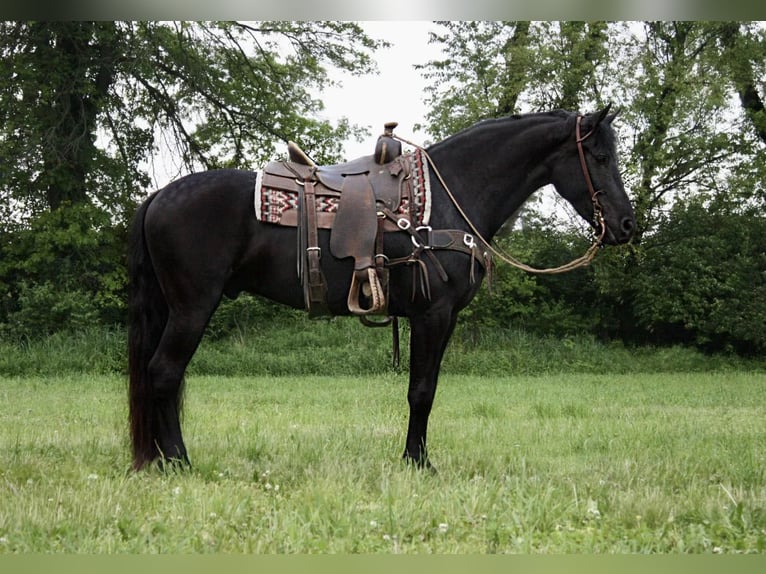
[397,218,411,230]
[463,234,477,249]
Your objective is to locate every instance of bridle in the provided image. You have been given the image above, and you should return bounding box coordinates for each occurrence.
[575,115,607,246]
[393,114,609,275]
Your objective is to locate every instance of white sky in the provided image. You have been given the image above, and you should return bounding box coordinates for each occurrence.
[318,21,443,160]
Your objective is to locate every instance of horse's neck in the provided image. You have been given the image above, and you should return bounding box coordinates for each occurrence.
[428,117,565,240]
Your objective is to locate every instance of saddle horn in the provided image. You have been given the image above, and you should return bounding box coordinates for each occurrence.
[374,122,402,165]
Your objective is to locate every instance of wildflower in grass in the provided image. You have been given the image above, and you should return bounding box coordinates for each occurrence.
[438,523,448,534]
[586,499,601,520]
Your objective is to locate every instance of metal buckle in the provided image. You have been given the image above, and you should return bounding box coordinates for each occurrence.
[397,218,411,230]
[306,246,321,259]
[413,225,433,249]
[463,234,477,249]
[410,225,432,249]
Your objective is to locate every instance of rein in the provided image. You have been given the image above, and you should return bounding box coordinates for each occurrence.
[394,115,607,275]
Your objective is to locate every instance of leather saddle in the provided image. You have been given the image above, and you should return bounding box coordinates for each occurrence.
[260,123,410,317]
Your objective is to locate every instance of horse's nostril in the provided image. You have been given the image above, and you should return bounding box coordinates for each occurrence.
[620,217,635,238]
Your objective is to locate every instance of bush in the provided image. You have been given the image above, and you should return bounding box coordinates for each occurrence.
[459,222,599,336]
[205,294,302,341]
[0,203,127,339]
[1,281,100,340]
[631,200,766,355]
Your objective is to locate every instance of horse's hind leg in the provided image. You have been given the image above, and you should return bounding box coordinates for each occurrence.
[147,307,215,467]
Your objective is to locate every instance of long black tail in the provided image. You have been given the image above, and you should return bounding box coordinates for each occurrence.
[127,192,168,470]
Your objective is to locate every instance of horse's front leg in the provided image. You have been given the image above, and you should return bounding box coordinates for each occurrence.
[403,305,458,468]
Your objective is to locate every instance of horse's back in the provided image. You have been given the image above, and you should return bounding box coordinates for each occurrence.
[142,170,260,294]
[146,169,256,222]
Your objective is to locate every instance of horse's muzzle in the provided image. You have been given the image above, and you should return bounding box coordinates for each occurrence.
[603,215,635,245]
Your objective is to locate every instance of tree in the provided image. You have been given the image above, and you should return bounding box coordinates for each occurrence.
[0,21,382,222]
[416,21,610,141]
[717,22,766,145]
[0,21,383,336]
[419,21,766,238]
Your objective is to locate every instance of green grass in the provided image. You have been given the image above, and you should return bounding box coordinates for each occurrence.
[1,372,765,553]
[0,318,762,377]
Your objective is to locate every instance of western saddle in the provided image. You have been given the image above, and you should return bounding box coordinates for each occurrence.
[258,123,487,319]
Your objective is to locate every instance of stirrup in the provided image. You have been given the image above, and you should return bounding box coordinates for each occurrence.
[360,315,394,327]
[347,268,385,316]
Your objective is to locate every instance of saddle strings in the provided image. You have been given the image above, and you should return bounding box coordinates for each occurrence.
[393,134,604,275]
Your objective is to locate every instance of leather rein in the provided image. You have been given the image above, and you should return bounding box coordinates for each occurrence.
[394,115,607,275]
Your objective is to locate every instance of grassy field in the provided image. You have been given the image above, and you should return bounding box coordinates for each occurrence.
[1,370,765,553]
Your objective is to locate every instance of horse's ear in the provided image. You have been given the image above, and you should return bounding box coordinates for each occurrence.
[582,104,613,132]
[595,103,612,125]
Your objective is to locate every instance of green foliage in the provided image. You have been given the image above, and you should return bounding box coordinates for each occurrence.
[1,21,764,357]
[0,21,382,218]
[417,22,612,138]
[632,199,766,354]
[0,327,127,377]
[204,294,302,341]
[461,224,598,336]
[0,320,759,379]
[0,203,127,339]
[4,282,100,339]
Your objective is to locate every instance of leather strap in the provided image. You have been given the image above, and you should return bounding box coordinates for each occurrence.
[302,179,329,316]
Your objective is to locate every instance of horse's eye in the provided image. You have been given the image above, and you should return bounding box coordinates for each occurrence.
[594,153,609,164]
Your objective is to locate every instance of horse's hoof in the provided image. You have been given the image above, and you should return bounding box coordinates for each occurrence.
[402,453,437,474]
[158,455,191,473]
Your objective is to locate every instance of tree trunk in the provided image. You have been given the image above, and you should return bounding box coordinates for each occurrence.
[718,22,766,145]
[29,22,118,210]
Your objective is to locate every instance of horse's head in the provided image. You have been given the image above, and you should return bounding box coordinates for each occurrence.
[550,106,635,245]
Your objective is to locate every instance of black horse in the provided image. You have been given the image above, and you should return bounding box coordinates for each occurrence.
[128,107,635,471]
